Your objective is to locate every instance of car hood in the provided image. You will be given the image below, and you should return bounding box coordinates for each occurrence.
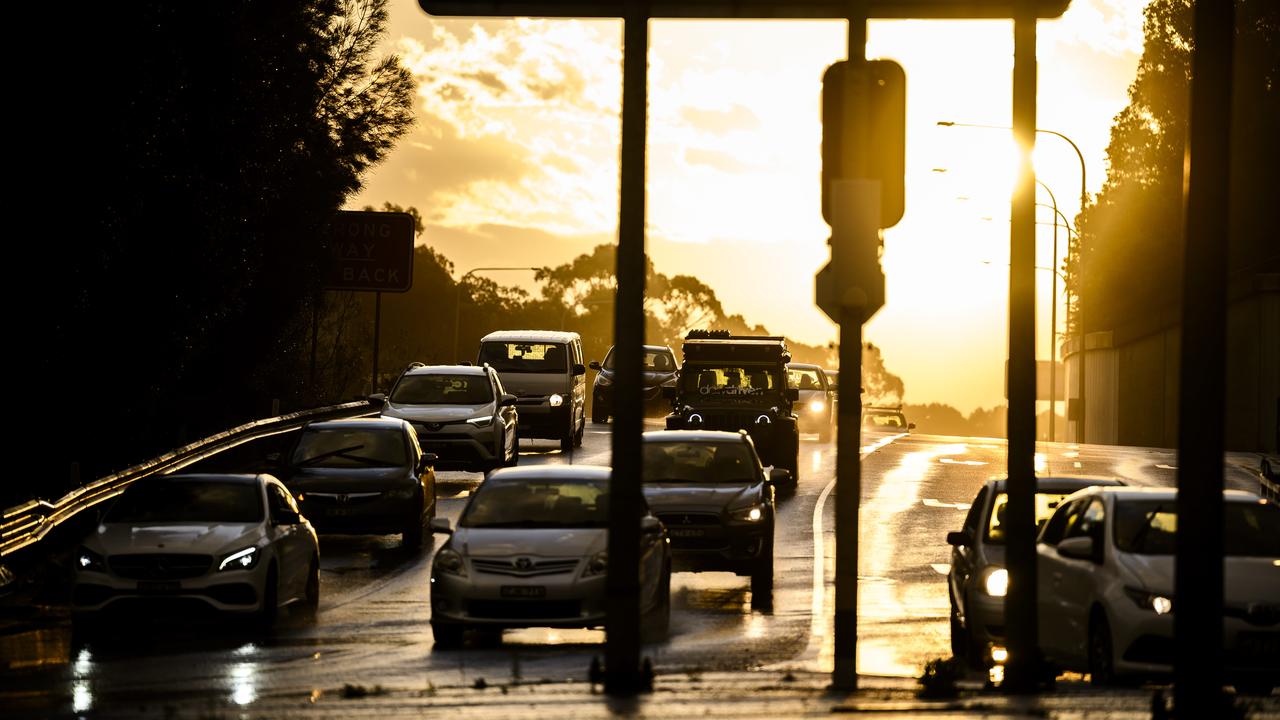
[383,403,490,423]
[598,369,675,388]
[1119,553,1280,599]
[452,527,605,558]
[285,466,410,492]
[642,483,757,512]
[798,389,827,403]
[90,522,260,556]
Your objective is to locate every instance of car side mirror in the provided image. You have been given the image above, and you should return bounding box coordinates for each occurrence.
[946,530,973,547]
[662,386,677,399]
[640,516,662,534]
[589,361,601,371]
[572,363,587,376]
[368,392,387,404]
[275,510,301,526]
[429,518,452,535]
[908,423,917,431]
[418,453,438,472]
[768,468,792,486]
[786,388,800,402]
[1057,536,1096,561]
[499,393,518,407]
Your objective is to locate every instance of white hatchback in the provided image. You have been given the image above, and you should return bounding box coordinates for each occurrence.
[73,473,319,626]
[1035,487,1279,694]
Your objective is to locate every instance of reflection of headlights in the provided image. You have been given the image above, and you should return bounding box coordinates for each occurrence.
[549,394,564,407]
[1124,587,1173,615]
[77,547,106,573]
[729,504,766,523]
[984,567,1008,597]
[596,374,612,387]
[218,546,260,572]
[583,551,608,577]
[809,400,826,413]
[434,548,467,577]
[466,414,494,427]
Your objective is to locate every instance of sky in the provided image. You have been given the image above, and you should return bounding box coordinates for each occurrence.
[352,0,1148,414]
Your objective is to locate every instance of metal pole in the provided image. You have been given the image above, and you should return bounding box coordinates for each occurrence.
[1004,1,1039,692]
[452,278,467,363]
[604,3,648,696]
[1036,182,1060,443]
[832,6,867,692]
[372,291,382,394]
[1175,0,1233,713]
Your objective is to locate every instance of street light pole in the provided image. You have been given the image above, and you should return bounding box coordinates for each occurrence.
[452,267,539,362]
[1036,183,1060,442]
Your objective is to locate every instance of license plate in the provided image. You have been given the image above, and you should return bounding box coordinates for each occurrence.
[669,528,707,538]
[326,508,354,516]
[138,581,180,593]
[500,585,546,599]
[1237,632,1280,658]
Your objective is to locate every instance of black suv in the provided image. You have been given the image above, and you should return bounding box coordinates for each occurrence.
[664,331,801,484]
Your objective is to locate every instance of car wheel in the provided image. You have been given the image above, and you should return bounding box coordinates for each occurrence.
[432,622,464,649]
[258,564,279,629]
[402,501,425,550]
[750,534,775,610]
[592,405,608,423]
[642,563,671,642]
[949,595,968,661]
[573,415,584,447]
[302,555,320,615]
[505,428,520,467]
[1088,610,1116,686]
[560,427,574,452]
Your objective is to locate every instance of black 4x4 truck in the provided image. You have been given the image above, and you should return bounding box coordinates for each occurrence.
[664,330,801,484]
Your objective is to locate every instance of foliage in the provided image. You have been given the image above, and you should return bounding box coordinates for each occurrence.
[918,655,963,698]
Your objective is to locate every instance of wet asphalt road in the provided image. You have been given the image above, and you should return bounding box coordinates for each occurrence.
[0,424,1266,717]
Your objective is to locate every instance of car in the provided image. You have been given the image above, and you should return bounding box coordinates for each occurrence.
[589,344,678,423]
[72,473,319,626]
[477,331,588,452]
[376,363,519,473]
[641,430,785,605]
[280,417,438,548]
[787,363,836,441]
[427,465,671,647]
[1034,487,1279,692]
[862,406,915,432]
[664,330,801,483]
[945,475,1125,668]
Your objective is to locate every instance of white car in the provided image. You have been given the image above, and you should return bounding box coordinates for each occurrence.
[73,473,319,626]
[1035,486,1280,693]
[428,465,671,647]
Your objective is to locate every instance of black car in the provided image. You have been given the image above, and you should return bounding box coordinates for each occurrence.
[641,430,785,607]
[589,344,678,423]
[280,417,437,548]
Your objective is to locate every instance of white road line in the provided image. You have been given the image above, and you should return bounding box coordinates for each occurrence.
[921,498,970,510]
[930,563,951,575]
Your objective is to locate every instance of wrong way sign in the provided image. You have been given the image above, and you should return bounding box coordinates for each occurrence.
[321,211,415,293]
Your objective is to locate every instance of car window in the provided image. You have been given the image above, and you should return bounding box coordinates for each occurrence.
[390,374,493,405]
[642,442,759,484]
[268,483,297,522]
[863,412,906,428]
[105,480,264,524]
[461,477,609,528]
[479,342,568,373]
[682,364,782,395]
[291,427,407,468]
[1039,498,1079,546]
[1113,499,1279,556]
[985,491,1078,544]
[962,486,989,534]
[603,349,676,372]
[787,367,824,390]
[1063,498,1105,542]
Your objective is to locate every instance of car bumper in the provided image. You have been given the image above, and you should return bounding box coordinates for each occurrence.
[410,426,501,469]
[965,591,1007,657]
[657,514,770,573]
[512,404,572,440]
[430,571,606,629]
[72,565,268,615]
[594,387,667,414]
[1111,608,1280,679]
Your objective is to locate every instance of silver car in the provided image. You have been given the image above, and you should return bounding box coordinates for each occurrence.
[428,465,671,647]
[378,364,519,473]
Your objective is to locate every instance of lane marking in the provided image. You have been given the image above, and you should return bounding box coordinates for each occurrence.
[1156,464,1177,470]
[930,563,951,575]
[922,498,970,510]
[939,458,985,466]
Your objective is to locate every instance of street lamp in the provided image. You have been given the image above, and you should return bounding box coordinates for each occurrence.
[938,120,1089,443]
[453,267,539,361]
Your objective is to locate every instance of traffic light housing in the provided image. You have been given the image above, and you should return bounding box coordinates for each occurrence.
[821,59,906,229]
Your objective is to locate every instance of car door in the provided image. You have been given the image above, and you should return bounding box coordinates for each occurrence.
[405,425,434,517]
[951,485,989,626]
[492,371,517,454]
[1036,497,1083,661]
[638,511,666,611]
[571,339,587,425]
[1044,497,1105,666]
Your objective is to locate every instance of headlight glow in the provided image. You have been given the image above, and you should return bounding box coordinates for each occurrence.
[549,394,564,407]
[1124,587,1174,615]
[990,645,1009,664]
[434,548,467,576]
[218,546,260,572]
[584,551,608,576]
[77,547,105,572]
[466,414,494,427]
[729,505,766,523]
[809,400,826,413]
[984,567,1008,597]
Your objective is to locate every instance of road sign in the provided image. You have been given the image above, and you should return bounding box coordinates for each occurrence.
[418,0,1070,19]
[822,59,905,228]
[321,211,415,293]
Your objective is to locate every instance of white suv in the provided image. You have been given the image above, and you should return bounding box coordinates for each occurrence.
[377,364,518,473]
[477,331,587,452]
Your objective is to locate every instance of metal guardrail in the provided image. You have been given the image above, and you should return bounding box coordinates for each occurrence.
[0,400,378,557]
[1261,455,1279,502]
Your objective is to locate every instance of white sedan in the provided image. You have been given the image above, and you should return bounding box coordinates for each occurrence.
[73,473,319,626]
[1035,486,1279,694]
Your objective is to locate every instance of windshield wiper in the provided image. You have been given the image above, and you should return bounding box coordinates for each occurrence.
[298,444,366,466]
[1128,504,1167,550]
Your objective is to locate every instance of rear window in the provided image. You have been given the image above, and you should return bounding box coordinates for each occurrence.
[787,368,824,390]
[391,374,492,405]
[1113,500,1280,556]
[106,480,263,524]
[479,342,568,373]
[985,491,1075,544]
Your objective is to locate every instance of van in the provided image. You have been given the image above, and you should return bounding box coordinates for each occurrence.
[477,331,587,452]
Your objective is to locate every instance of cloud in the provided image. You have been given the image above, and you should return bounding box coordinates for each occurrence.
[680,104,761,134]
[683,147,752,173]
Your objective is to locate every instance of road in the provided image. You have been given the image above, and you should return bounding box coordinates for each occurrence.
[0,424,1266,717]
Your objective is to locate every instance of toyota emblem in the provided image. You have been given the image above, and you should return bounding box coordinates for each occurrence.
[514,557,534,570]
[426,422,443,432]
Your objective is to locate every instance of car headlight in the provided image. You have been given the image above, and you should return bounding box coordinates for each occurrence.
[809,400,826,413]
[77,547,106,573]
[729,504,766,523]
[434,548,467,577]
[549,394,564,407]
[1124,587,1173,615]
[983,567,1008,597]
[218,546,260,572]
[466,414,494,427]
[583,551,608,577]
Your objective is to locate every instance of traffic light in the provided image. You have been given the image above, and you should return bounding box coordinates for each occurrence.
[821,59,906,229]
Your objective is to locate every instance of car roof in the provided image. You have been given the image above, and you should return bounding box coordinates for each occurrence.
[403,364,488,376]
[787,363,822,371]
[484,465,611,482]
[305,417,408,431]
[150,473,267,485]
[481,330,580,343]
[643,429,747,443]
[1078,486,1261,503]
[988,476,1125,494]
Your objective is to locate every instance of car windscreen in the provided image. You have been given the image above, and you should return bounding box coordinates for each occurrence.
[985,491,1075,544]
[479,342,568,373]
[461,477,609,528]
[681,364,782,396]
[291,428,406,468]
[643,442,758,484]
[604,349,675,372]
[390,374,493,405]
[1113,500,1280,556]
[862,412,905,429]
[105,480,264,524]
[787,367,824,390]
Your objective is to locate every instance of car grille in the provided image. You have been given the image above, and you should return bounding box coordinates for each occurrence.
[688,410,768,431]
[416,431,473,441]
[468,599,581,620]
[657,512,721,527]
[667,536,730,551]
[304,491,384,507]
[515,397,546,407]
[109,554,212,580]
[471,558,580,577]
